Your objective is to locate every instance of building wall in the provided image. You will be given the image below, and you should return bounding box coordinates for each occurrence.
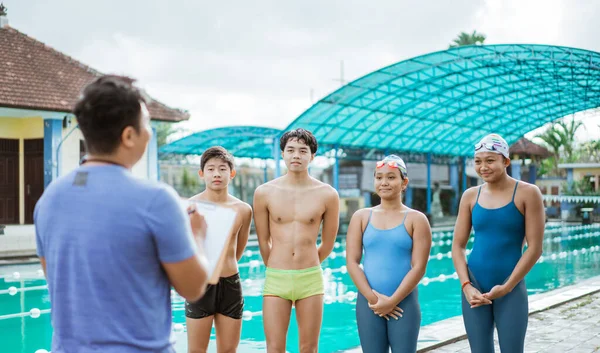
[1,116,156,224]
[573,168,600,182]
[536,178,564,194]
[340,196,364,221]
[58,126,151,180]
[59,126,82,176]
[132,147,150,180]
[536,168,600,194]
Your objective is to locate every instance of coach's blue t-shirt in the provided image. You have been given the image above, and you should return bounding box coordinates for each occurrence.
[34,165,197,353]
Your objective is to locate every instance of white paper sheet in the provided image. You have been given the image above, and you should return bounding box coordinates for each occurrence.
[183,200,238,283]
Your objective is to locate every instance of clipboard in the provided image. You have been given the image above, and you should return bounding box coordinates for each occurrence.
[185,200,239,284]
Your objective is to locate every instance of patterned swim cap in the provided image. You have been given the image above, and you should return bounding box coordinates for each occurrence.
[474,134,509,159]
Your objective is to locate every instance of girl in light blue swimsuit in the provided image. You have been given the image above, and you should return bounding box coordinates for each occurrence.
[346,155,432,353]
[452,134,545,353]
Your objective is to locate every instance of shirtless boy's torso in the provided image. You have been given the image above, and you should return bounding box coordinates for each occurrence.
[253,129,339,353]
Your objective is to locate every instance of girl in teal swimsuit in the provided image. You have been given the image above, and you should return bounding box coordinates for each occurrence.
[346,155,432,353]
[452,134,545,352]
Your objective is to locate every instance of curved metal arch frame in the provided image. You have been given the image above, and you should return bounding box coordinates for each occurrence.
[159,125,282,159]
[286,44,600,157]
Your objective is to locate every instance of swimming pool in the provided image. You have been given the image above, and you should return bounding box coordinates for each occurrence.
[1,223,599,353]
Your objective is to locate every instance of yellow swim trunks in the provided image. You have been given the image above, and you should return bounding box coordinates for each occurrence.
[263,265,324,302]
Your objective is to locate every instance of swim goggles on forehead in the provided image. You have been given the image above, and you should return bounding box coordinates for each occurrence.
[474,142,502,152]
[376,160,408,177]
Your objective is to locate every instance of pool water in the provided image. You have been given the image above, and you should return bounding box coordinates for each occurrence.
[1,223,599,353]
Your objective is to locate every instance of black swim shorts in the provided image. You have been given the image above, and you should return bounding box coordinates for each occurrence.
[185,273,244,320]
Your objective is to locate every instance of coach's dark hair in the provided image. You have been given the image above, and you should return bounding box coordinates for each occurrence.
[279,128,318,154]
[73,75,148,155]
[200,146,235,171]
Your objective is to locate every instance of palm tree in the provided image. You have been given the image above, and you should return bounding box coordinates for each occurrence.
[535,117,583,174]
[558,118,584,161]
[536,127,562,174]
[579,126,600,162]
[155,121,191,162]
[449,31,487,48]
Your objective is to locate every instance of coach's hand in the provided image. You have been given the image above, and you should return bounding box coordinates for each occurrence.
[188,205,207,240]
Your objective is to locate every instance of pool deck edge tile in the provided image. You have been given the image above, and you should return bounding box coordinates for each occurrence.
[341,275,600,353]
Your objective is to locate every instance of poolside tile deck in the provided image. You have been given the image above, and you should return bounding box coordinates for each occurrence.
[344,276,600,353]
[428,292,600,352]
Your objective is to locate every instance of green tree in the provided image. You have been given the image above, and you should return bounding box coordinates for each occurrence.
[536,156,556,178]
[578,125,600,162]
[535,117,583,175]
[155,121,191,163]
[449,30,486,48]
[563,178,598,196]
[559,118,584,161]
[178,167,199,197]
[155,121,184,147]
[535,127,562,175]
[580,140,600,162]
[562,178,599,217]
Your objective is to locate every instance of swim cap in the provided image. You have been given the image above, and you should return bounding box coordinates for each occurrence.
[474,134,509,159]
[376,154,408,178]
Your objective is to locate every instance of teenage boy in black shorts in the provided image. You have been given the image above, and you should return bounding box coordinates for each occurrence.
[185,146,252,353]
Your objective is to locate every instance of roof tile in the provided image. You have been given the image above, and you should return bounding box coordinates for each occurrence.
[0,26,189,122]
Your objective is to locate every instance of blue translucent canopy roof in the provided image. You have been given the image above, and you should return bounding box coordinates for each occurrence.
[286,44,600,157]
[159,126,282,159]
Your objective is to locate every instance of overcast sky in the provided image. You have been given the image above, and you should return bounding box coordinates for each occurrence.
[7,0,600,141]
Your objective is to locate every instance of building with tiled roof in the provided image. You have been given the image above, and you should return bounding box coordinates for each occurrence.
[0,22,189,121]
[0,11,188,224]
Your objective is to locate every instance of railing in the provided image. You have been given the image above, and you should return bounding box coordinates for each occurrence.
[543,195,600,204]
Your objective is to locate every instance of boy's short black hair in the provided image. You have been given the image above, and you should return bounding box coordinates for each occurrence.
[279,128,318,154]
[200,146,235,171]
[73,75,147,155]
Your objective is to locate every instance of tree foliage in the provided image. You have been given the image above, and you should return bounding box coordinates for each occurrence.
[449,30,486,48]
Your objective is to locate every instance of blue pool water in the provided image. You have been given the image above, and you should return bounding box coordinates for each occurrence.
[1,223,599,353]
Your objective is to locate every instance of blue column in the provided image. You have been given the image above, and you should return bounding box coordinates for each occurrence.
[511,160,521,180]
[333,146,339,191]
[44,119,62,188]
[405,186,413,207]
[363,191,372,207]
[426,153,432,214]
[450,162,459,215]
[461,157,467,192]
[55,124,79,178]
[567,168,574,187]
[263,163,268,183]
[529,163,537,185]
[274,140,281,178]
[148,126,158,181]
[561,167,575,220]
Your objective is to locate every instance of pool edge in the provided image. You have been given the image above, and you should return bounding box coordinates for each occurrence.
[341,275,600,353]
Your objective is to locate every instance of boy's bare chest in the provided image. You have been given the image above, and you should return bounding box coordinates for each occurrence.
[267,189,326,224]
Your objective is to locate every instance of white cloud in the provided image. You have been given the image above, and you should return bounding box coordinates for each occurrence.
[77,33,174,80]
[10,0,599,142]
[474,0,567,45]
[525,108,600,144]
